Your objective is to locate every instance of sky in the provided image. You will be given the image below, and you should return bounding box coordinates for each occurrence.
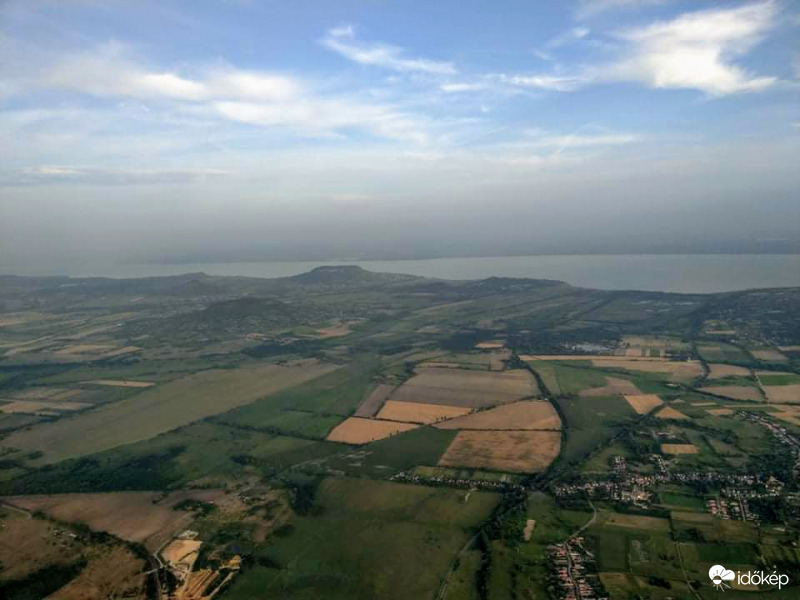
[1,0,799,272]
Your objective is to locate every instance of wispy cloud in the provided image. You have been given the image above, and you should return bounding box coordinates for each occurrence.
[321,25,456,75]
[5,166,230,186]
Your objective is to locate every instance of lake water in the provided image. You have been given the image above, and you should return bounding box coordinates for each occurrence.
[49,254,800,294]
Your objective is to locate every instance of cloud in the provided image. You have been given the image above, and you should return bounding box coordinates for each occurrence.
[322,25,456,75]
[492,73,584,92]
[5,166,231,186]
[41,42,299,102]
[440,82,487,93]
[499,2,779,96]
[604,1,778,95]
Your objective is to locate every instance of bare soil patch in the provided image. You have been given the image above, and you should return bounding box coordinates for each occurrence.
[391,368,539,409]
[764,385,800,404]
[707,363,751,379]
[326,417,418,444]
[661,444,698,455]
[81,379,155,388]
[700,386,763,402]
[9,490,225,551]
[435,400,561,431]
[377,400,471,424]
[0,400,90,414]
[354,384,396,418]
[598,510,670,532]
[750,348,787,362]
[655,406,690,420]
[624,394,663,415]
[438,430,560,473]
[475,341,504,349]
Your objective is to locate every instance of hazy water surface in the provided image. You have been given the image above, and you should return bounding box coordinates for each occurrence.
[34,254,800,294]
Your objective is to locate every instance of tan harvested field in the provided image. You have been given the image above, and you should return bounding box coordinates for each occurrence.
[655,406,690,420]
[326,417,418,444]
[15,386,78,399]
[2,362,337,464]
[82,379,156,388]
[621,335,690,349]
[9,490,225,551]
[597,510,670,532]
[692,401,716,407]
[475,341,504,349]
[624,394,663,414]
[700,386,763,402]
[519,354,667,361]
[580,376,641,397]
[780,346,800,352]
[661,444,698,455]
[354,383,397,417]
[707,408,734,416]
[750,348,788,362]
[435,400,561,431]
[390,367,539,409]
[764,385,800,404]
[773,408,800,427]
[377,400,471,424]
[0,399,90,414]
[438,430,561,473]
[48,545,146,600]
[707,363,752,379]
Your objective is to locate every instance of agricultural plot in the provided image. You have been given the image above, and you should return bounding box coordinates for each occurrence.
[222,478,499,600]
[377,400,471,424]
[9,489,225,550]
[48,545,146,600]
[595,510,671,533]
[707,363,751,380]
[624,394,663,414]
[435,400,561,430]
[655,405,690,420]
[579,376,641,397]
[763,385,800,403]
[326,417,418,444]
[0,400,90,414]
[589,357,702,384]
[1,362,337,464]
[699,385,763,402]
[390,367,539,409]
[661,443,698,454]
[749,348,788,362]
[354,383,396,417]
[438,430,561,473]
[697,342,752,363]
[81,379,155,388]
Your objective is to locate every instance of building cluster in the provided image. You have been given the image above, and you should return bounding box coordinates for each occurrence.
[547,537,607,600]
[554,453,784,521]
[743,412,800,477]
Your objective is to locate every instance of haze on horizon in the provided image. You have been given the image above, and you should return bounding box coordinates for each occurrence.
[1,0,799,273]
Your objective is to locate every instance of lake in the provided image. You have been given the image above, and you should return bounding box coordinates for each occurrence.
[44,254,800,294]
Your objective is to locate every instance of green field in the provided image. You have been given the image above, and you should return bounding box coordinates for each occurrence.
[0,363,336,464]
[556,395,635,462]
[222,478,499,600]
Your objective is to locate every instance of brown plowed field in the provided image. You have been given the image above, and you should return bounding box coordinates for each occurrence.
[438,430,560,473]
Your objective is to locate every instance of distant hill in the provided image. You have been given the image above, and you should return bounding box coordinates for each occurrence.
[285,265,417,286]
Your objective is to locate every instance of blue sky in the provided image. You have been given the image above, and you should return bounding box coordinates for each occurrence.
[1,0,799,269]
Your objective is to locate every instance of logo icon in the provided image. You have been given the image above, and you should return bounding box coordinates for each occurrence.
[709,565,735,590]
